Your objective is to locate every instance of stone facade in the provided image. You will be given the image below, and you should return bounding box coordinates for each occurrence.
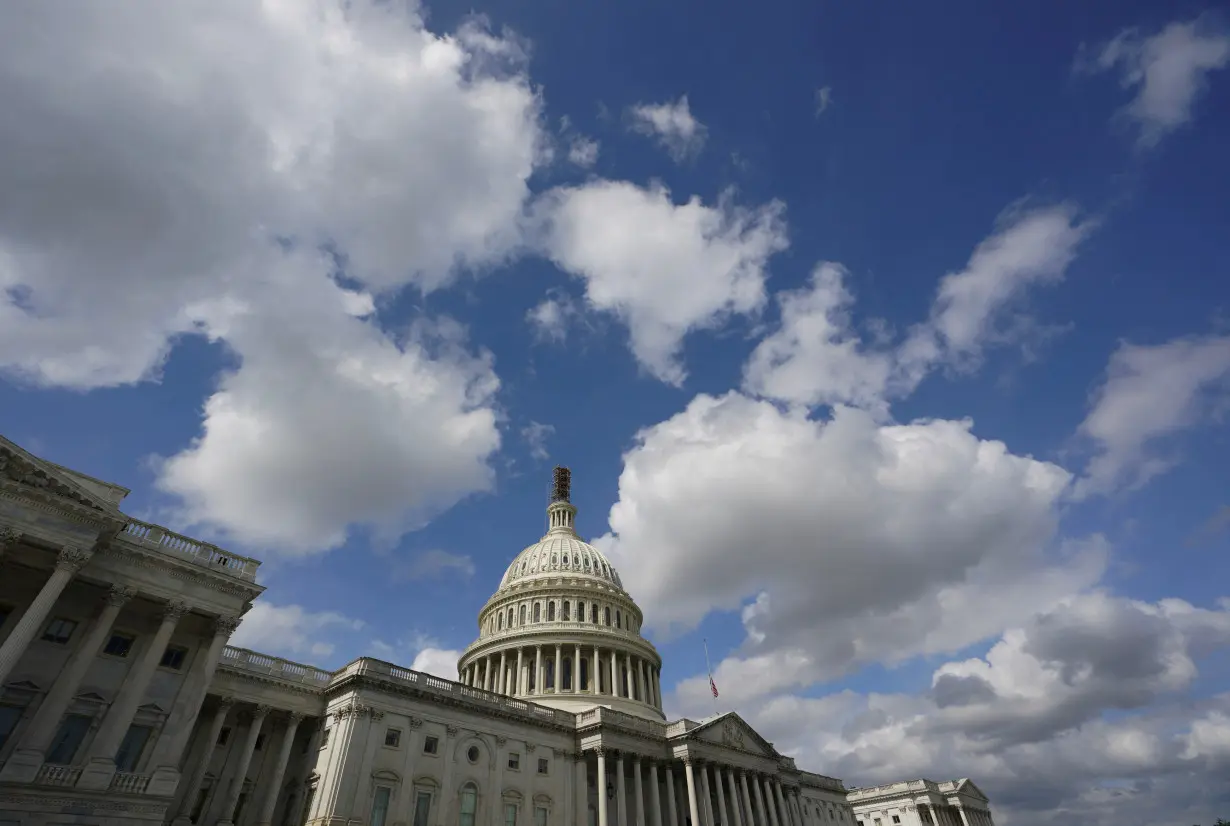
[0,437,996,826]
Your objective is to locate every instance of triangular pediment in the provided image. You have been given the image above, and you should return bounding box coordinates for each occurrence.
[138,702,167,715]
[679,712,779,758]
[952,779,988,802]
[0,436,125,517]
[3,680,42,692]
[75,692,109,703]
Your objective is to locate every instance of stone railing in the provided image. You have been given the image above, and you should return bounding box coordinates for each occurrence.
[665,719,696,737]
[798,770,847,793]
[34,763,80,786]
[340,658,576,727]
[847,779,932,798]
[463,621,659,657]
[578,706,666,739]
[120,519,261,582]
[219,646,333,687]
[110,771,151,794]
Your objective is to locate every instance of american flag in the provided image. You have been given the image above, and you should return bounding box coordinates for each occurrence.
[710,675,720,698]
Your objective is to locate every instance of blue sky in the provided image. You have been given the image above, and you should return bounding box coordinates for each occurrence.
[1,1,1229,823]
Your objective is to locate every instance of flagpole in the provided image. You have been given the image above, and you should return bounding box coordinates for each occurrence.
[704,637,718,712]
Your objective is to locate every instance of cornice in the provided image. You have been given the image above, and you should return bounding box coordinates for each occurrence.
[0,483,121,530]
[215,665,330,701]
[460,626,662,666]
[102,541,264,599]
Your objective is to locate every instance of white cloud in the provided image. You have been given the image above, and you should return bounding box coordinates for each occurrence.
[567,136,600,168]
[1081,17,1230,148]
[535,181,787,385]
[229,601,365,661]
[597,391,1103,676]
[814,86,833,117]
[0,2,542,552]
[521,421,555,461]
[365,631,462,680]
[393,549,477,582]
[1074,334,1230,498]
[411,647,464,680]
[627,96,708,161]
[744,204,1091,416]
[526,290,583,343]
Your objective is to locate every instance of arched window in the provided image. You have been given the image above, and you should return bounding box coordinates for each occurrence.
[580,657,589,692]
[548,602,556,621]
[615,611,622,629]
[590,605,598,624]
[546,660,555,690]
[520,605,527,625]
[563,657,573,691]
[459,784,478,826]
[604,607,611,626]
[498,613,504,630]
[562,601,570,621]
[534,603,541,623]
[507,608,514,627]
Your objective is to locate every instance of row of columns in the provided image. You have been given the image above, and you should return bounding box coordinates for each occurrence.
[0,539,242,792]
[169,699,308,826]
[918,803,990,826]
[594,749,807,826]
[485,596,637,637]
[463,644,662,708]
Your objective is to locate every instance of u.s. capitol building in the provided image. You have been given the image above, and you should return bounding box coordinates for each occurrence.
[0,435,995,826]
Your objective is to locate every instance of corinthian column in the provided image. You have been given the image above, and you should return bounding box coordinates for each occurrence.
[254,712,303,826]
[77,599,189,790]
[170,697,234,826]
[664,763,678,826]
[649,760,663,826]
[714,764,731,826]
[634,757,646,826]
[738,771,755,826]
[216,704,271,826]
[0,583,134,782]
[684,759,701,826]
[596,748,609,826]
[0,546,92,686]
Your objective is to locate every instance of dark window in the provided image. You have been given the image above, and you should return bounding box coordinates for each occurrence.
[467,745,480,762]
[160,645,189,670]
[615,611,621,629]
[255,734,266,751]
[424,735,439,754]
[217,727,231,746]
[604,607,611,625]
[0,704,22,750]
[116,724,152,772]
[104,633,135,658]
[519,605,526,625]
[190,783,212,821]
[47,714,92,764]
[533,603,541,623]
[537,757,549,775]
[590,605,598,623]
[562,601,570,621]
[892,818,901,824]
[0,606,10,627]
[547,602,556,621]
[413,792,432,826]
[320,728,330,747]
[508,752,520,770]
[41,617,77,644]
[385,728,401,747]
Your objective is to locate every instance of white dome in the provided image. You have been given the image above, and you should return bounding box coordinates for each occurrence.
[498,529,623,590]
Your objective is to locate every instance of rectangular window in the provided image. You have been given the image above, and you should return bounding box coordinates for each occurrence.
[319,727,330,747]
[892,818,901,824]
[505,803,518,826]
[190,782,212,821]
[384,728,401,747]
[460,786,478,826]
[115,724,153,772]
[0,606,10,627]
[508,752,520,770]
[537,757,549,775]
[535,806,548,826]
[424,735,439,754]
[255,734,265,751]
[217,727,231,746]
[160,645,189,670]
[40,617,77,644]
[103,633,135,657]
[0,704,22,750]
[370,786,391,826]
[412,791,432,826]
[47,713,92,764]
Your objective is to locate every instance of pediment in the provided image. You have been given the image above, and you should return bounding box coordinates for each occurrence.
[682,713,779,758]
[952,779,988,802]
[138,702,167,715]
[0,437,124,517]
[3,680,42,692]
[75,692,109,703]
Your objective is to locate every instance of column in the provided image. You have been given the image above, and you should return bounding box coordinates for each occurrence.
[535,645,543,695]
[610,650,620,697]
[725,768,744,826]
[216,704,270,826]
[684,760,701,826]
[483,655,493,691]
[664,763,679,826]
[597,748,609,826]
[753,775,769,826]
[77,599,189,790]
[516,648,525,694]
[147,614,242,788]
[575,753,588,826]
[0,583,135,782]
[575,643,583,693]
[638,659,649,704]
[169,697,234,826]
[772,780,789,826]
[253,712,303,826]
[498,651,507,694]
[712,765,729,826]
[790,791,804,826]
[649,760,663,826]
[624,652,635,699]
[634,756,646,826]
[739,772,755,826]
[699,763,714,826]
[0,546,92,686]
[593,645,601,694]
[616,752,628,826]
[957,807,971,826]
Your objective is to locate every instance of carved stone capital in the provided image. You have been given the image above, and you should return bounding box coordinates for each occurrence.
[162,599,190,623]
[252,704,272,719]
[213,614,242,637]
[56,545,92,572]
[288,711,306,724]
[105,584,137,607]
[526,742,537,753]
[445,724,460,737]
[407,716,423,728]
[593,745,606,756]
[495,735,507,747]
[0,525,22,551]
[217,695,237,709]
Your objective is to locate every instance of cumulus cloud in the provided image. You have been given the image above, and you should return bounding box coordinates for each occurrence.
[627,96,708,161]
[366,630,462,680]
[535,181,787,384]
[597,392,1104,671]
[411,647,465,680]
[1080,16,1230,148]
[744,203,1092,415]
[229,601,365,662]
[0,1,542,551]
[521,421,555,461]
[1074,334,1230,498]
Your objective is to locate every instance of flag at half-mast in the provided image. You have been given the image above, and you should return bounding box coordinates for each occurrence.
[704,638,719,698]
[709,674,720,698]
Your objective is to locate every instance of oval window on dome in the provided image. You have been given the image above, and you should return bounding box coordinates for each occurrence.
[584,557,591,570]
[573,554,579,567]
[552,554,558,566]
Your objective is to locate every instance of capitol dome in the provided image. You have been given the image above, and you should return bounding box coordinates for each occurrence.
[457,467,664,721]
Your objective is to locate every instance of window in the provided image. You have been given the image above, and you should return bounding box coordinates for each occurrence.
[459,784,478,826]
[520,605,527,625]
[41,617,77,644]
[255,734,266,751]
[0,704,22,750]
[0,606,10,627]
[505,803,519,826]
[535,807,549,826]
[892,818,901,824]
[615,611,621,629]
[547,602,556,621]
[384,728,401,748]
[537,758,549,775]
[424,735,439,754]
[159,644,189,670]
[562,601,570,621]
[370,786,391,826]
[190,782,212,821]
[115,724,153,772]
[467,745,480,763]
[508,607,514,627]
[533,603,541,622]
[508,752,520,770]
[498,613,504,630]
[47,714,92,764]
[412,792,432,826]
[604,607,611,625]
[103,633,135,657]
[590,605,597,623]
[217,727,232,746]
